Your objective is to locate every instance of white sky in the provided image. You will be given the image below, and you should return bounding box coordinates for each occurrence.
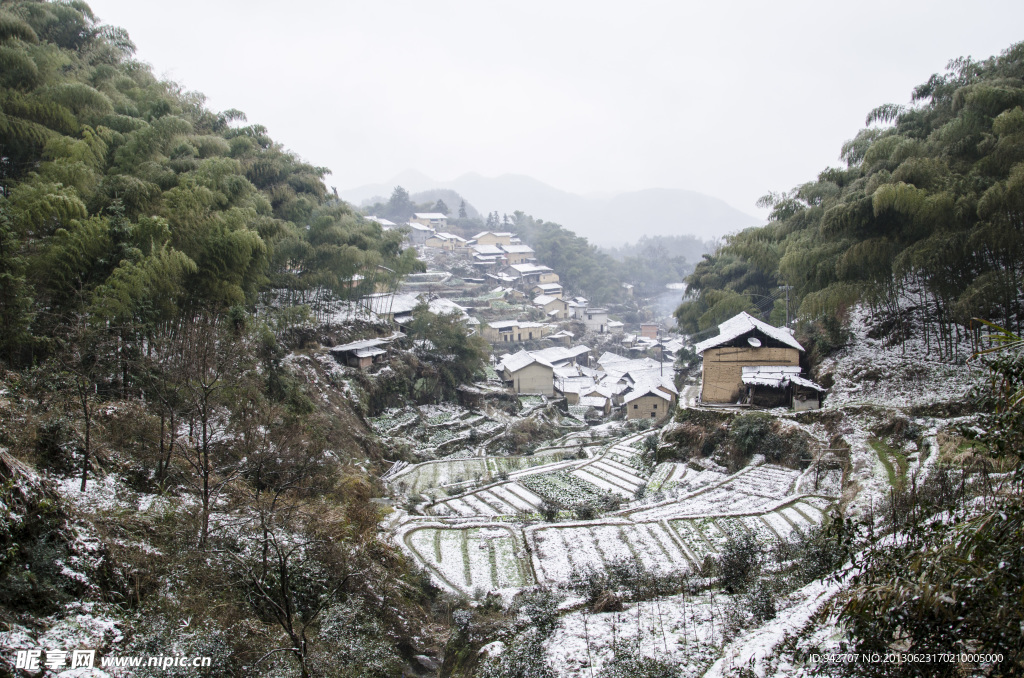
[86,0,1024,217]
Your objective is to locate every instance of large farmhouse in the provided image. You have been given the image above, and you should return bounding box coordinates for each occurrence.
[694,312,804,404]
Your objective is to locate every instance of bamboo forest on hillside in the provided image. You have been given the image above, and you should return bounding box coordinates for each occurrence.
[1,2,1023,677]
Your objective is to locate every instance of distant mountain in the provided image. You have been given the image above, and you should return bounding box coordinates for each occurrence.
[338,171,762,245]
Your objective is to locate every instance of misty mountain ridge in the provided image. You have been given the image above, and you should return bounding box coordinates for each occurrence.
[339,171,762,246]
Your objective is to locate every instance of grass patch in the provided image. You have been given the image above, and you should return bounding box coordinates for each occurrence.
[869,438,908,489]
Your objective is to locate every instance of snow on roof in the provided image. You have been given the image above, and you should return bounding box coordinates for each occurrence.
[510,263,553,274]
[472,231,513,239]
[414,212,447,219]
[553,365,581,380]
[694,311,804,354]
[791,375,827,391]
[624,385,672,404]
[331,331,403,353]
[353,347,387,358]
[530,345,591,365]
[331,338,387,352]
[489,319,549,330]
[533,294,563,306]
[364,216,396,227]
[501,244,534,253]
[408,223,434,231]
[548,330,575,339]
[662,338,685,353]
[740,365,811,389]
[626,371,679,395]
[598,351,630,366]
[434,232,466,242]
[534,283,563,291]
[557,377,597,394]
[579,396,609,408]
[584,385,614,399]
[500,350,553,374]
[473,245,504,256]
[364,293,466,317]
[607,320,624,328]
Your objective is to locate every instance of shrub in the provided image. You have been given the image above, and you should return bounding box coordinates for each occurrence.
[596,646,680,678]
[717,532,763,592]
[745,580,778,623]
[35,416,79,475]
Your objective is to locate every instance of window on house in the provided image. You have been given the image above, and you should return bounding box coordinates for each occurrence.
[653,404,657,409]
[529,332,533,339]
[633,404,638,409]
[651,413,656,419]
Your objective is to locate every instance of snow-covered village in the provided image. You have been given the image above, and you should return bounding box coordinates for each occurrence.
[1,3,1022,678]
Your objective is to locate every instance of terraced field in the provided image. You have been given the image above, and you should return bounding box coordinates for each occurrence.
[389,428,838,595]
[388,451,572,496]
[432,481,547,517]
[402,524,534,591]
[625,464,805,521]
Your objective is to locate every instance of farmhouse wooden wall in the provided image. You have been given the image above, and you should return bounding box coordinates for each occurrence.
[700,347,799,403]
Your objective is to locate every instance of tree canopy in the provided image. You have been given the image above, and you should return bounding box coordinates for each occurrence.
[0,0,419,365]
[675,43,1024,359]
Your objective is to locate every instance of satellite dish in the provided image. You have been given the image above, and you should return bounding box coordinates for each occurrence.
[748,337,762,347]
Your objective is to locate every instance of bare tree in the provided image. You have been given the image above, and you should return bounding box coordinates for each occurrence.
[171,312,250,549]
[217,406,359,677]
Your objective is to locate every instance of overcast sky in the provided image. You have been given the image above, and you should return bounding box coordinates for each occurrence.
[86,0,1024,217]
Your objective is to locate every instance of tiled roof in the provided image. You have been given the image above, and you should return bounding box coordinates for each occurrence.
[695,312,804,354]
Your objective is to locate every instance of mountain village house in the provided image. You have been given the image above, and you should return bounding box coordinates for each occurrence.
[498,350,555,395]
[509,263,559,287]
[411,212,448,229]
[533,294,570,319]
[531,282,563,298]
[624,385,675,420]
[695,311,823,408]
[408,223,434,245]
[581,307,609,333]
[472,231,514,247]
[424,232,468,251]
[482,320,552,343]
[330,332,404,369]
[501,244,536,265]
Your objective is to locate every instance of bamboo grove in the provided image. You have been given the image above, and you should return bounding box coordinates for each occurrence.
[675,42,1024,360]
[0,0,423,367]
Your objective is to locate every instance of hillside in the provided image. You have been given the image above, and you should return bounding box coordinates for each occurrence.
[340,171,761,246]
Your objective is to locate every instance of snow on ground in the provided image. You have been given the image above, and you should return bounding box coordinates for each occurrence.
[818,305,981,411]
[702,576,843,678]
[545,592,729,678]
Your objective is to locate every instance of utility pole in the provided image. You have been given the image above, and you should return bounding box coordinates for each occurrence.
[779,285,793,326]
